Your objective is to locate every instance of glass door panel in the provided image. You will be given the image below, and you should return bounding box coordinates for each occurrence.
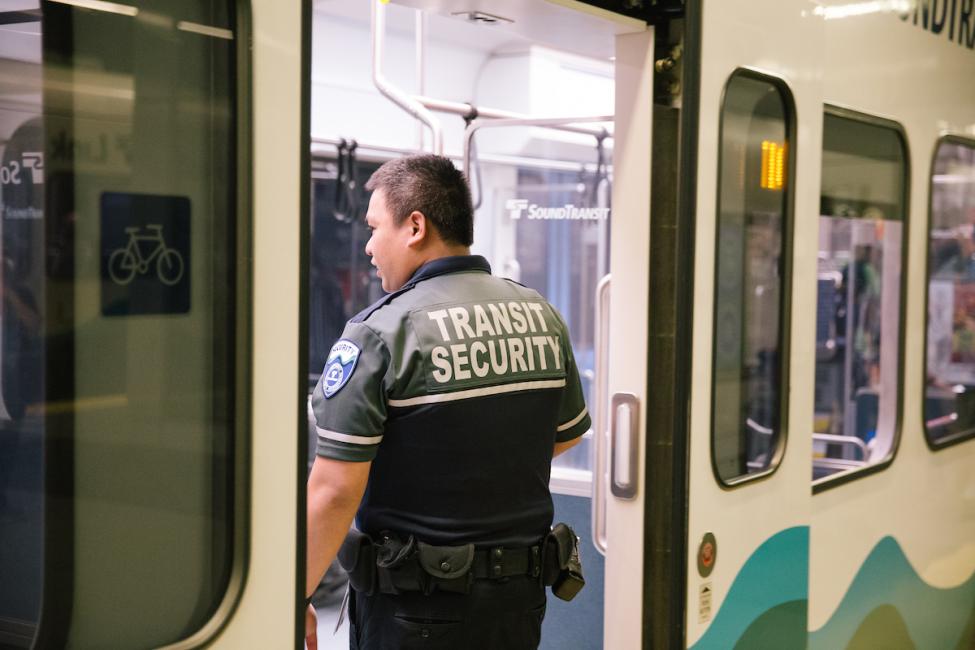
[0,2,244,646]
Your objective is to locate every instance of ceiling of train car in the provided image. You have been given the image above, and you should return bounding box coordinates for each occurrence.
[315,0,528,55]
[314,0,645,60]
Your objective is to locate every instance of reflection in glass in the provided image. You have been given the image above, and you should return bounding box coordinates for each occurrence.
[925,140,975,445]
[712,73,790,483]
[0,5,43,646]
[813,113,906,481]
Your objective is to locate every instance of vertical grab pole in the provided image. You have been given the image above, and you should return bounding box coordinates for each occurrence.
[414,10,426,151]
[371,0,442,154]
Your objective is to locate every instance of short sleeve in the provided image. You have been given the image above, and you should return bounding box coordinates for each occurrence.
[312,321,390,462]
[555,326,591,443]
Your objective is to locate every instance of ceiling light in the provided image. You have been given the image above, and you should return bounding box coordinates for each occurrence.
[450,11,513,26]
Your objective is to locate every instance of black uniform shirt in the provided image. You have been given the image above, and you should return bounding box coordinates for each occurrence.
[312,255,591,547]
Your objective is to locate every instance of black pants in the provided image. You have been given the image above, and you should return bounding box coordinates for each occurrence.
[349,575,546,650]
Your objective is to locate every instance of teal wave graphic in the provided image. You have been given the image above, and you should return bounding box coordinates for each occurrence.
[690,529,975,649]
[689,526,809,650]
[810,536,975,650]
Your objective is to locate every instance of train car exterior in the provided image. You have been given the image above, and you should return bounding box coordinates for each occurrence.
[688,1,975,648]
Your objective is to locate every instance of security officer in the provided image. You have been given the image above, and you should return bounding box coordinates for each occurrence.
[305,154,590,650]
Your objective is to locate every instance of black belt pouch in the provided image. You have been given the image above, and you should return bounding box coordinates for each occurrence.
[545,523,585,602]
[337,529,376,596]
[376,533,420,594]
[417,541,475,595]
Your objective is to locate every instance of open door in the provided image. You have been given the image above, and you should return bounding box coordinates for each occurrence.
[602,29,656,650]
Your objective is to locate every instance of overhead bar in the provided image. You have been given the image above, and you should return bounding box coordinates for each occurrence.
[310,135,613,174]
[417,95,613,140]
[462,114,613,178]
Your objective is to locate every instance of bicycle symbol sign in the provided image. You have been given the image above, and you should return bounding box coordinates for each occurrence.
[107,224,185,286]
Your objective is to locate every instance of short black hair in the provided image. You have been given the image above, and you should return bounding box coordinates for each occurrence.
[364,154,474,246]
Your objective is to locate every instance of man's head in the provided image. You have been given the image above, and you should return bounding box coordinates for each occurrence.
[363,154,474,292]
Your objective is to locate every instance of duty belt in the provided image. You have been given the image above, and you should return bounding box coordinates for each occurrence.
[337,525,584,601]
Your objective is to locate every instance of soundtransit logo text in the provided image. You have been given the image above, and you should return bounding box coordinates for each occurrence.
[505,198,610,221]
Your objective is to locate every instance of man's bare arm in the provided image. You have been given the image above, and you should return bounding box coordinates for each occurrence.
[306,456,371,598]
[553,436,583,458]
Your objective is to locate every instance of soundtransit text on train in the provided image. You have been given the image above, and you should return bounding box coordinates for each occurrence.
[505,198,610,221]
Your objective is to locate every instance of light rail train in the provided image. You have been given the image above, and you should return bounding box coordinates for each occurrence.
[1,0,974,648]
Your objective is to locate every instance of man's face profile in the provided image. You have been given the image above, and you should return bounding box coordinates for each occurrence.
[364,189,416,292]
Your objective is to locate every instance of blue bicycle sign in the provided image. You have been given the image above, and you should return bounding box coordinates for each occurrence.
[107,224,185,286]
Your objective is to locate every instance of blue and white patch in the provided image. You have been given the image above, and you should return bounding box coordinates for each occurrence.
[322,339,360,399]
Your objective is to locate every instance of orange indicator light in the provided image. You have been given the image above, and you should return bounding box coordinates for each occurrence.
[760,140,786,190]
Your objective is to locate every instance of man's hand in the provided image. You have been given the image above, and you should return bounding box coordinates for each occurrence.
[305,604,318,650]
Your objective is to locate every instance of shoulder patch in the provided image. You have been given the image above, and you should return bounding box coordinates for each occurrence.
[322,339,361,398]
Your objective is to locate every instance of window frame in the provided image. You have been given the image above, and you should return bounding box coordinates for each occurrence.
[812,104,911,494]
[709,67,798,489]
[921,134,975,451]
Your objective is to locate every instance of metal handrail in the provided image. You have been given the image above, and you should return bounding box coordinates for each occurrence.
[746,418,774,436]
[311,136,613,174]
[462,115,614,180]
[926,412,958,429]
[812,432,869,460]
[418,94,613,139]
[372,0,443,153]
[812,456,868,470]
[372,1,612,155]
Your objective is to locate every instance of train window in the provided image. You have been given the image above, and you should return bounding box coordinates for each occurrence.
[0,1,241,647]
[813,109,908,487]
[925,137,975,448]
[711,71,794,485]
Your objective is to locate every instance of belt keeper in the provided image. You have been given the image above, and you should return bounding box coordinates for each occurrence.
[491,546,504,579]
[530,545,541,579]
[420,571,434,596]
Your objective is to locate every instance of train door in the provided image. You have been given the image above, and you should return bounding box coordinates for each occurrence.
[0,0,306,647]
[681,2,822,648]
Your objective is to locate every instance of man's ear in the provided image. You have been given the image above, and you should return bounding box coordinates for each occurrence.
[406,211,427,246]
